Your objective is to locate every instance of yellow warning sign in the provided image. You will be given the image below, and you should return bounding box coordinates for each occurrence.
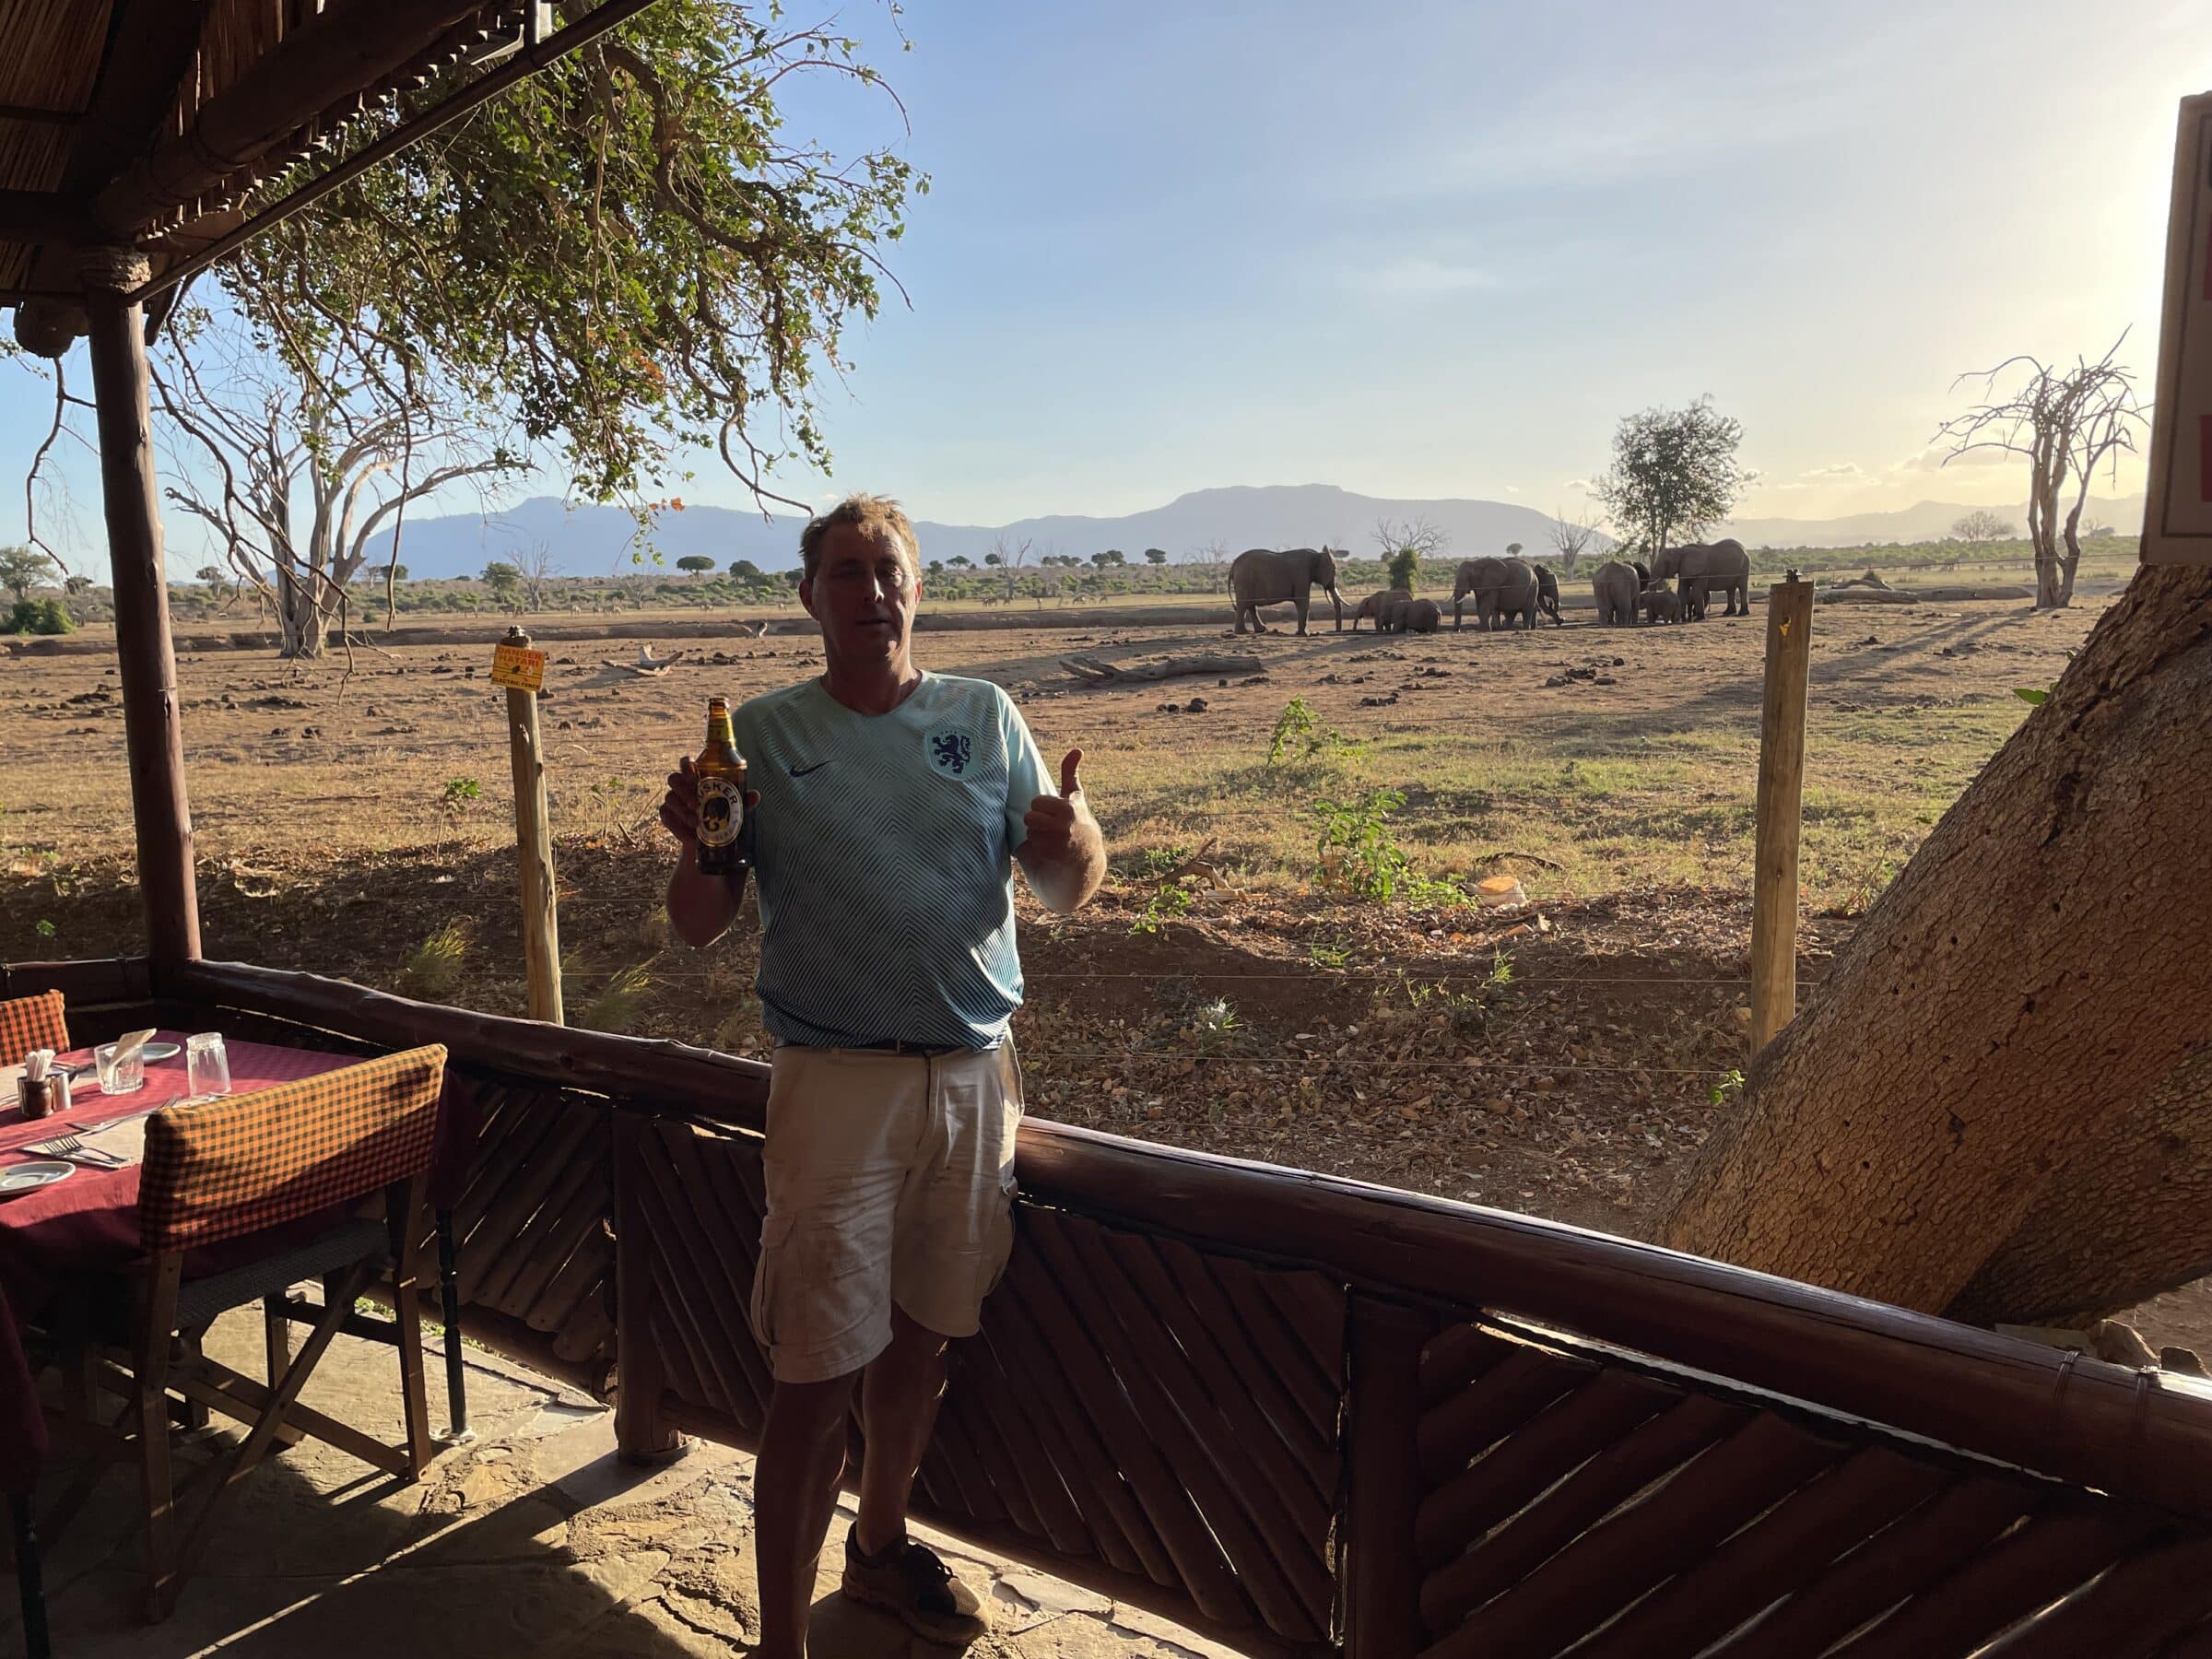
[491,642,547,691]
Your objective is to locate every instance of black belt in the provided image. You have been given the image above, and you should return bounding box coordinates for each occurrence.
[790,1038,998,1058]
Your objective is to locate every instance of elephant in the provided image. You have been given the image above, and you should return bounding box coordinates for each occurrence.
[1591,559,1641,625]
[1378,594,1419,633]
[1535,564,1562,627]
[1451,558,1503,630]
[1641,582,1683,624]
[1350,588,1409,632]
[1401,598,1441,634]
[1633,560,1651,590]
[1231,547,1343,634]
[1452,556,1537,630]
[1678,578,1710,622]
[1651,538,1750,617]
[1488,557,1541,631]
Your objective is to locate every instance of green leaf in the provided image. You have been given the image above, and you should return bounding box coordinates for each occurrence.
[2014,687,2049,705]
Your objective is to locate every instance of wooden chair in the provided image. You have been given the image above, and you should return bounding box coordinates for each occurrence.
[0,990,67,1066]
[63,1044,447,1621]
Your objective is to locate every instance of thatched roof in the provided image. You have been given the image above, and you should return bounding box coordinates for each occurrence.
[1,0,644,341]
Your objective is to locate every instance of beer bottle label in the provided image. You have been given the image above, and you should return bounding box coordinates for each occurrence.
[697,777,744,848]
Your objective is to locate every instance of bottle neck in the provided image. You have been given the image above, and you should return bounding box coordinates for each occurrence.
[705,712,735,747]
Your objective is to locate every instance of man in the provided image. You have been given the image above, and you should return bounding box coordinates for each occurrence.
[658,494,1105,1658]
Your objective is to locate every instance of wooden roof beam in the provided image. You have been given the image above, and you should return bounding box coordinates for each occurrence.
[92,0,494,239]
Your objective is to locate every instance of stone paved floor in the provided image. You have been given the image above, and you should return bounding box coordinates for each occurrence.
[1,1311,1239,1658]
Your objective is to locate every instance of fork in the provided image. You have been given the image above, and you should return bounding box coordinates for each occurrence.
[23,1132,125,1169]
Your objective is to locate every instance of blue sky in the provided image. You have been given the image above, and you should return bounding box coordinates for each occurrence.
[7,0,2206,564]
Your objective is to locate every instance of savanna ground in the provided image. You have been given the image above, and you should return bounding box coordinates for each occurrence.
[4,549,2131,1255]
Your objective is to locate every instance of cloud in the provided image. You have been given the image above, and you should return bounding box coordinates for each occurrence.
[1897,444,2012,474]
[1804,462,1864,478]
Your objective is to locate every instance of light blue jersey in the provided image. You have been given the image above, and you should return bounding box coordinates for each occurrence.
[731,672,1053,1050]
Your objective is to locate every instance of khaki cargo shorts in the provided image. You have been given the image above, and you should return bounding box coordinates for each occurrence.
[748,1039,1023,1384]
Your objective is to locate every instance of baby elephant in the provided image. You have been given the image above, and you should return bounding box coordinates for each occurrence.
[1401,598,1441,634]
[1642,582,1683,624]
[1351,588,1410,632]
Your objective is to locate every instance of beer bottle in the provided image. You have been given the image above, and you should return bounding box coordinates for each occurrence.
[695,696,749,876]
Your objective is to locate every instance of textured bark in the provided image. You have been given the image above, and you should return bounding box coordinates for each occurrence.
[1948,1045,2212,1324]
[1664,566,2212,1313]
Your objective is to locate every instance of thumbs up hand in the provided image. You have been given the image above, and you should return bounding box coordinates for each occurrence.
[1020,746,1106,912]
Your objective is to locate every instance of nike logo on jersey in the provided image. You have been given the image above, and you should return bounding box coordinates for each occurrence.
[788,760,831,777]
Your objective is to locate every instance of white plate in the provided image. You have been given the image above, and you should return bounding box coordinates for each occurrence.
[0,1161,76,1194]
[139,1041,181,1064]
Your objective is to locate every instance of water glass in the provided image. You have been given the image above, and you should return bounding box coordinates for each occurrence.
[93,1042,145,1096]
[186,1032,232,1100]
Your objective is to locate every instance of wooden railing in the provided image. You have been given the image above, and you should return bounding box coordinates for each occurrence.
[12,954,2212,1655]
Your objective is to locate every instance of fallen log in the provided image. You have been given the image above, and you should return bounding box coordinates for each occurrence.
[1063,653,1262,685]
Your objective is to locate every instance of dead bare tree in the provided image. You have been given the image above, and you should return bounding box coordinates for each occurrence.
[983,534,1032,603]
[1549,507,1599,575]
[519,542,559,613]
[149,304,522,659]
[1371,515,1449,560]
[1936,335,2146,608]
[1948,508,2017,546]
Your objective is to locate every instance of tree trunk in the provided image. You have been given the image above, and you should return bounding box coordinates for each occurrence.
[276,572,328,658]
[2059,497,2085,608]
[1947,1044,2212,1324]
[1663,566,2212,1316]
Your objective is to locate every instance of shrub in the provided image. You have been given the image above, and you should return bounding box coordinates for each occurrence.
[1,598,74,635]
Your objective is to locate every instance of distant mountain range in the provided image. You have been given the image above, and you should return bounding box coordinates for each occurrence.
[364,482,2148,579]
[1719,494,2145,549]
[366,484,1577,579]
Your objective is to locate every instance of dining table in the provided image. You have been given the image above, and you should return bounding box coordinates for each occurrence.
[0,1030,479,1494]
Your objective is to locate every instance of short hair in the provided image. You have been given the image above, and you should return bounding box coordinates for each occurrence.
[798,494,918,581]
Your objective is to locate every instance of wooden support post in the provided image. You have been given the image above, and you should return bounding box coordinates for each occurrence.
[1342,1295,1430,1656]
[82,252,200,966]
[1751,575,1815,1054]
[612,1112,685,1463]
[501,627,563,1024]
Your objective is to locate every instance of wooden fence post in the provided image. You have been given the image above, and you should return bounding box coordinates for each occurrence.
[612,1112,684,1462]
[1342,1295,1430,1655]
[1751,575,1815,1053]
[500,626,563,1024]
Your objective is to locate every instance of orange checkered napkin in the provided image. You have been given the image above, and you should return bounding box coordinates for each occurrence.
[0,991,67,1068]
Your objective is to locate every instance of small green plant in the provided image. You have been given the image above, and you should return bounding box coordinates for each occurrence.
[1709,1067,1747,1107]
[1191,996,1242,1057]
[1128,843,1189,880]
[33,918,55,940]
[1130,878,1194,935]
[1308,787,1416,901]
[1306,935,1352,970]
[395,920,469,1000]
[1267,696,1364,769]
[1488,948,1515,993]
[578,961,654,1032]
[440,776,483,816]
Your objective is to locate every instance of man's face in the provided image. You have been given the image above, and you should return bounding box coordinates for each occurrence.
[801,524,922,665]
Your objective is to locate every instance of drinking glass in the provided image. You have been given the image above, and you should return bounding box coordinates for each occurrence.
[93,1042,145,1096]
[185,1032,231,1100]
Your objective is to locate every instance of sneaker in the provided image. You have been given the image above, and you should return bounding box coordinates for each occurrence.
[841,1524,990,1645]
